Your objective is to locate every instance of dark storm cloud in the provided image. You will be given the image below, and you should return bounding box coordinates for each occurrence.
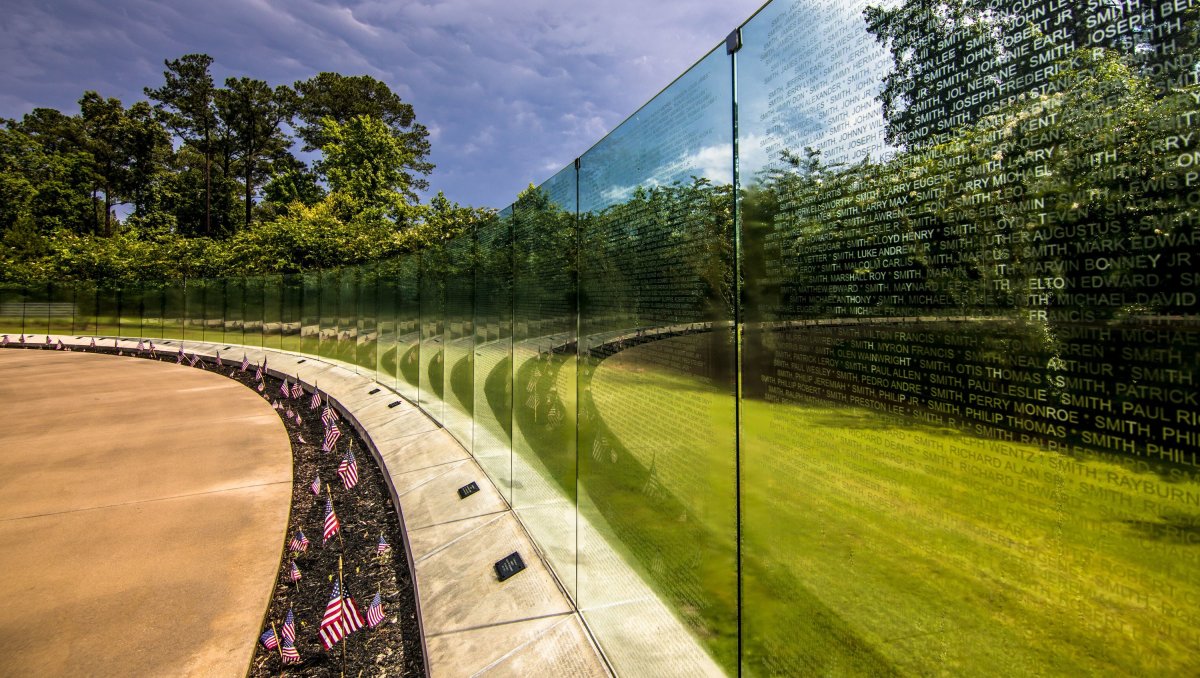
[0,0,764,208]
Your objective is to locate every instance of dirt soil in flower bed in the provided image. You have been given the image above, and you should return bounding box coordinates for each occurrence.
[35,339,425,677]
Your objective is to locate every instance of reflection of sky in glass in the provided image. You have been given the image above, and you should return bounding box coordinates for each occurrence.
[579,47,732,213]
[737,0,899,183]
[535,163,577,212]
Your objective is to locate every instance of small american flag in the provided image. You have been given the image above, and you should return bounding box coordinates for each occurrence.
[289,560,301,583]
[366,591,386,628]
[280,635,301,664]
[341,585,366,634]
[322,497,340,544]
[188,352,199,367]
[45,335,52,346]
[337,449,358,490]
[1,334,7,346]
[176,347,184,363]
[286,409,294,420]
[216,351,223,367]
[240,354,249,372]
[291,381,303,399]
[288,529,309,553]
[136,339,145,352]
[260,627,279,650]
[311,474,321,495]
[282,607,297,642]
[148,341,156,356]
[255,363,263,381]
[296,414,304,426]
[322,421,342,452]
[89,337,95,348]
[377,534,390,554]
[257,382,265,392]
[280,379,290,397]
[19,334,25,344]
[297,433,307,444]
[310,389,322,410]
[56,339,65,351]
[319,581,348,650]
[321,405,336,427]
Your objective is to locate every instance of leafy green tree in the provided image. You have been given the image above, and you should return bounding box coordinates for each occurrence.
[145,54,219,235]
[293,72,433,194]
[316,115,415,216]
[215,77,294,229]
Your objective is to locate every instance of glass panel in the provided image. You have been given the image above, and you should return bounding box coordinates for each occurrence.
[301,271,321,357]
[357,264,378,381]
[47,282,75,337]
[319,268,339,362]
[141,283,164,339]
[262,274,282,350]
[22,282,51,338]
[243,276,265,348]
[474,208,515,502]
[0,284,22,335]
[376,260,400,391]
[444,232,475,451]
[512,165,578,599]
[203,278,224,343]
[338,267,358,367]
[280,274,302,354]
[419,246,446,420]
[162,280,186,341]
[737,0,1200,675]
[184,278,207,343]
[95,284,121,338]
[120,283,143,338]
[395,255,421,402]
[222,277,244,346]
[577,45,736,675]
[73,282,99,337]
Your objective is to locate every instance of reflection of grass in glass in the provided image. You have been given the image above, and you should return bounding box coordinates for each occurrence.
[449,354,474,417]
[483,355,513,438]
[587,338,1200,677]
[399,344,420,388]
[378,345,398,383]
[426,350,444,398]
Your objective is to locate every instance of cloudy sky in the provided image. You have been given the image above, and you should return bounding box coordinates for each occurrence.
[0,0,766,209]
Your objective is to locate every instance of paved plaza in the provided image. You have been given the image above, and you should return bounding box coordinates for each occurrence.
[0,350,292,677]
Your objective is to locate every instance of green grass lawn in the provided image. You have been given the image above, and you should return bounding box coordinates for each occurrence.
[582,336,1200,676]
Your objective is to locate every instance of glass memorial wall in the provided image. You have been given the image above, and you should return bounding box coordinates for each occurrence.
[2,1,1198,675]
[512,165,579,599]
[736,0,1200,675]
[576,45,738,675]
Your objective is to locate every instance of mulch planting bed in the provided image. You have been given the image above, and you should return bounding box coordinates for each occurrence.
[5,338,425,677]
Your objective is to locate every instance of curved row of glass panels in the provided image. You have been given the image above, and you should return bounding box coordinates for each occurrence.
[3,0,1199,674]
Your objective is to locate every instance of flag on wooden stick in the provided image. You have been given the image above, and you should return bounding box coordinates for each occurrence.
[259,627,279,650]
[319,581,348,650]
[322,495,340,544]
[288,560,301,583]
[322,420,342,452]
[288,529,309,553]
[337,448,358,490]
[366,590,386,628]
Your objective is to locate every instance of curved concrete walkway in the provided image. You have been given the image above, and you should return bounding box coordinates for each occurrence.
[0,350,292,677]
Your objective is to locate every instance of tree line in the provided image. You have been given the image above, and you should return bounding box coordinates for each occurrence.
[0,54,491,284]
